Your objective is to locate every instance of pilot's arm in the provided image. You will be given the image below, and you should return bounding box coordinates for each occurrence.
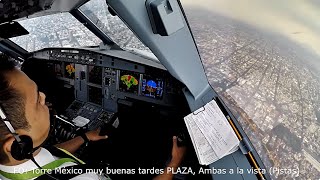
[45,102,108,154]
[55,128,108,154]
[153,136,186,180]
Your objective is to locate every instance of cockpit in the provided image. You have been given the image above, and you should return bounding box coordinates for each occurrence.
[22,46,193,178]
[1,1,213,179]
[2,0,320,180]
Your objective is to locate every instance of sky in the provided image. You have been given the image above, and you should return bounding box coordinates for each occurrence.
[181,0,320,58]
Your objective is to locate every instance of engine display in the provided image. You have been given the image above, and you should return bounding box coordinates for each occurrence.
[141,75,164,99]
[118,70,139,94]
[88,66,102,85]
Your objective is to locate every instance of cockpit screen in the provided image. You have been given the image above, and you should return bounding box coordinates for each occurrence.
[118,70,139,94]
[54,62,63,77]
[88,66,102,85]
[64,63,75,79]
[141,75,164,99]
[88,86,102,105]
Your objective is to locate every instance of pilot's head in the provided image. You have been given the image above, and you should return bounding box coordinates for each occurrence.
[0,55,50,165]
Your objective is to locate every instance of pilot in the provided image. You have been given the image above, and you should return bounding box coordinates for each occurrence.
[0,55,186,180]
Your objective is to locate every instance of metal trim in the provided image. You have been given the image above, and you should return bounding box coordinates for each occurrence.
[71,9,116,46]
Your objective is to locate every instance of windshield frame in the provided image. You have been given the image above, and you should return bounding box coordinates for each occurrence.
[0,39,29,60]
[70,9,115,46]
[78,0,152,53]
[3,0,153,54]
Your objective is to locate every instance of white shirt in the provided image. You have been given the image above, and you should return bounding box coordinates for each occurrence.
[0,148,107,180]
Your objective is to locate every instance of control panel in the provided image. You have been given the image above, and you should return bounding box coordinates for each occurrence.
[49,49,98,65]
[33,48,184,114]
[51,100,116,145]
[64,101,115,131]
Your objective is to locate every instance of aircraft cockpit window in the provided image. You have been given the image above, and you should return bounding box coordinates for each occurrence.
[10,13,102,52]
[79,0,152,53]
[182,1,320,179]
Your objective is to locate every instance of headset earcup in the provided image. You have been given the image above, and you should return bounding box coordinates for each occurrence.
[11,135,33,161]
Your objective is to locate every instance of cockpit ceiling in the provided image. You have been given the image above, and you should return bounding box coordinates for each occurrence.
[0,0,89,23]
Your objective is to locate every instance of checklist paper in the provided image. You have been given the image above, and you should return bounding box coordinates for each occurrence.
[184,99,240,165]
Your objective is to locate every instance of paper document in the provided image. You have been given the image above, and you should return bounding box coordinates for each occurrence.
[184,99,240,165]
[185,117,218,165]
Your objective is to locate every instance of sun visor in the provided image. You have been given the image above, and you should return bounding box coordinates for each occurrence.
[0,21,29,39]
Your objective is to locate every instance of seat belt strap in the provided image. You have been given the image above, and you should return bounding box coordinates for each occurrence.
[55,147,85,165]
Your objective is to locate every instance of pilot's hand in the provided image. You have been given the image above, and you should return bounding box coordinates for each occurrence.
[170,136,186,167]
[85,128,108,141]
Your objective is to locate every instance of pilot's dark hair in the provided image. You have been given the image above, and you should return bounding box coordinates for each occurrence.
[0,54,30,163]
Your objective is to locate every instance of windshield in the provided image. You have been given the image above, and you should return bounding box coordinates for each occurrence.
[10,13,102,52]
[79,0,152,53]
[182,0,320,179]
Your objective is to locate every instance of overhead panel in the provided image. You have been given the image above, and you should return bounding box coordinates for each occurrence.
[0,0,55,23]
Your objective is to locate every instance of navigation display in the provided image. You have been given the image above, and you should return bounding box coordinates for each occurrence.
[64,63,75,79]
[118,70,139,94]
[88,66,102,85]
[88,86,102,105]
[141,75,164,99]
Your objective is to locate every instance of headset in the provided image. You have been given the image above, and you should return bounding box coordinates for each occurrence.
[0,106,59,180]
[0,106,35,161]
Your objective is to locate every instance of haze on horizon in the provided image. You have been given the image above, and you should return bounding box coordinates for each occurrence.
[181,0,320,59]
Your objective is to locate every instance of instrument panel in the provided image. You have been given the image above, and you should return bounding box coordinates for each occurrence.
[33,48,183,113]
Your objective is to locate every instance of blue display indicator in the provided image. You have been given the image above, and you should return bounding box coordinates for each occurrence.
[141,75,164,99]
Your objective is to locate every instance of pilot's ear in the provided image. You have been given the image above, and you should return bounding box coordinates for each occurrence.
[3,136,15,154]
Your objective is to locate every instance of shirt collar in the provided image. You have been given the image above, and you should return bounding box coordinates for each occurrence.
[0,148,57,173]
